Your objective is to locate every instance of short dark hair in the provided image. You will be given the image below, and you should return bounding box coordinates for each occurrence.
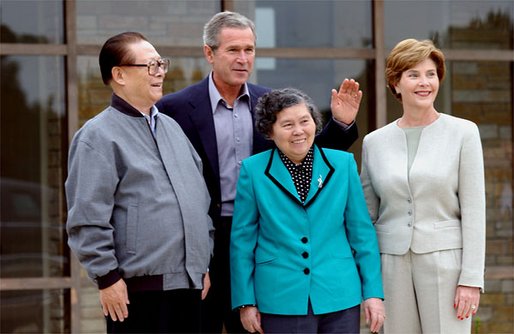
[99,32,148,85]
[255,88,322,138]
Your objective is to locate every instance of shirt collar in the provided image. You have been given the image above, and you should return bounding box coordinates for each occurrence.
[278,146,315,169]
[208,72,249,114]
[111,93,158,118]
[144,105,159,119]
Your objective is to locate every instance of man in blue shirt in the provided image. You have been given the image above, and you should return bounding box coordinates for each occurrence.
[156,11,362,333]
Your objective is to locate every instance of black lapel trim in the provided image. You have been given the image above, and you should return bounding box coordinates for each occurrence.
[303,147,335,209]
[264,148,304,206]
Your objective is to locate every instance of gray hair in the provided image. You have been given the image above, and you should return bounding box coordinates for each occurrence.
[203,11,256,50]
[255,88,322,138]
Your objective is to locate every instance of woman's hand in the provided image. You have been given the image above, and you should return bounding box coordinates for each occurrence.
[240,306,263,334]
[363,297,386,333]
[454,285,481,320]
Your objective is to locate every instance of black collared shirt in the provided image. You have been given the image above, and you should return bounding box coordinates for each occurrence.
[278,147,314,203]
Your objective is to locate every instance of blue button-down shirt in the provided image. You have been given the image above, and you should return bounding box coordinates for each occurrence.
[209,73,253,216]
[141,106,159,136]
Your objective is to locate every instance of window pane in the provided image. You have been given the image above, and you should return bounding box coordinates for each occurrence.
[254,58,370,161]
[0,56,67,278]
[0,0,63,44]
[385,0,514,49]
[235,0,372,48]
[76,0,220,46]
[1,289,69,333]
[77,55,211,124]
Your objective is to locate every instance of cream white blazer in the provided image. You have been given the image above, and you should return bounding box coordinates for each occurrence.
[360,113,485,289]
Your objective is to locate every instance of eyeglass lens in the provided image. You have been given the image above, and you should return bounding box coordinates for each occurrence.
[149,59,170,75]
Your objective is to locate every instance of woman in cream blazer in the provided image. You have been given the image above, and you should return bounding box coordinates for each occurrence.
[360,39,485,333]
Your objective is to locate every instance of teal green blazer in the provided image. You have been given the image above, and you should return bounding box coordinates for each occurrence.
[230,145,383,315]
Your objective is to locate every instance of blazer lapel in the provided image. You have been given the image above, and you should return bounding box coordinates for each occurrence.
[264,146,334,207]
[265,148,303,205]
[186,78,220,180]
[304,146,334,207]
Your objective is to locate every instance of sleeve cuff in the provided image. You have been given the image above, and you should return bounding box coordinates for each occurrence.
[97,269,122,289]
[332,117,355,129]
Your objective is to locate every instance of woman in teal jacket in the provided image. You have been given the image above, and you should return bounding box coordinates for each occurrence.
[230,88,384,333]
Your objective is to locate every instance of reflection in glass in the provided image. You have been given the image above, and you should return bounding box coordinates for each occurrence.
[0,56,67,278]
[77,56,211,125]
[76,0,220,45]
[385,0,514,49]
[1,289,69,333]
[254,58,370,160]
[236,0,372,48]
[0,0,63,44]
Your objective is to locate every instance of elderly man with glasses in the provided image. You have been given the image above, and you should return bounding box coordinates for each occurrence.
[65,32,214,333]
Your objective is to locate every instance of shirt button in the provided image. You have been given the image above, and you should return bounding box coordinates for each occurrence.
[407,198,412,203]
[303,268,310,275]
[408,211,412,216]
[301,237,308,244]
[408,222,412,227]
[302,252,309,259]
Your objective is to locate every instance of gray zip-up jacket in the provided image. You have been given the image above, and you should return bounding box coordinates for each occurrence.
[66,94,214,291]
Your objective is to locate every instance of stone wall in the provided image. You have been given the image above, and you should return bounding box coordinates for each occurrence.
[450,21,513,333]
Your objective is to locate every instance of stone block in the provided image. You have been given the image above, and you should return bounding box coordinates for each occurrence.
[479,124,498,140]
[486,240,507,255]
[487,321,514,333]
[506,293,514,305]
[82,305,104,319]
[492,305,514,321]
[481,293,504,305]
[499,126,512,139]
[484,280,502,292]
[501,280,514,293]
[81,318,105,334]
[453,62,479,75]
[497,256,514,265]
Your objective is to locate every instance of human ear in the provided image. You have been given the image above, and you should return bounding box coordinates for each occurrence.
[203,45,214,64]
[111,67,125,85]
[393,83,400,95]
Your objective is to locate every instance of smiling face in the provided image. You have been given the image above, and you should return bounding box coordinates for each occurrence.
[204,27,255,94]
[394,58,440,111]
[115,40,164,113]
[269,102,317,164]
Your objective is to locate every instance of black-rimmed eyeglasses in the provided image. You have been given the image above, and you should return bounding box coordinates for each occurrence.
[119,58,170,75]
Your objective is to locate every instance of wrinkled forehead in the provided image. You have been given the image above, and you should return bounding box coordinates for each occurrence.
[128,40,160,62]
[218,27,255,46]
[276,102,311,119]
